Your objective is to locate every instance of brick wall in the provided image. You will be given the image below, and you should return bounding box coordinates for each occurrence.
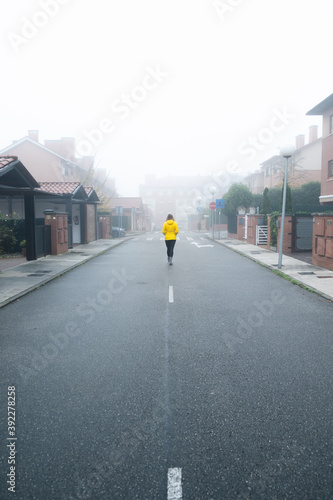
[236,215,246,240]
[45,213,68,255]
[98,216,111,238]
[266,215,272,249]
[246,215,266,245]
[276,215,293,254]
[312,215,333,270]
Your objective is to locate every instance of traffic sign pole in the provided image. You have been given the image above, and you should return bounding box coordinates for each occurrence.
[209,202,216,239]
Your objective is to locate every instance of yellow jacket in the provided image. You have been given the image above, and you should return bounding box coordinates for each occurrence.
[162,220,179,240]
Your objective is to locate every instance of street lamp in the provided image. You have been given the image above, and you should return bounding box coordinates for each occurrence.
[278,145,295,269]
[209,186,216,240]
[196,196,202,232]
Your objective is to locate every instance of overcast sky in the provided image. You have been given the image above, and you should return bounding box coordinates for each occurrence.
[1,0,332,196]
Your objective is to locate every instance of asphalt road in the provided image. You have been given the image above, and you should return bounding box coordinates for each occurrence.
[0,231,333,499]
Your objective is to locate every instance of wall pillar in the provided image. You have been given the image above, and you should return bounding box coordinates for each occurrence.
[24,194,37,261]
[277,215,293,254]
[44,212,68,255]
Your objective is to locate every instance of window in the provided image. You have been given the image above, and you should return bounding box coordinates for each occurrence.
[265,167,270,177]
[330,115,333,135]
[328,160,333,177]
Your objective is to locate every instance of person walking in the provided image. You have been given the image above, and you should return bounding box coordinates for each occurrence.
[162,214,179,265]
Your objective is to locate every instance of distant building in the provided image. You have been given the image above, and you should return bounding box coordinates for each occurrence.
[109,197,151,232]
[139,174,227,229]
[0,130,116,200]
[243,126,322,194]
[307,94,333,205]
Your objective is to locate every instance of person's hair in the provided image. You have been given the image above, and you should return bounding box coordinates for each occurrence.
[166,214,174,221]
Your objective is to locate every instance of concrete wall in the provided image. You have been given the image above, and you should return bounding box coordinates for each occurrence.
[86,204,96,243]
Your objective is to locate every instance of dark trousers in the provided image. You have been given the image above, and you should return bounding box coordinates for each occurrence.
[165,239,176,258]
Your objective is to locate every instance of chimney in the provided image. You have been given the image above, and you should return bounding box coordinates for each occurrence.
[28,130,39,142]
[295,134,305,150]
[309,125,318,143]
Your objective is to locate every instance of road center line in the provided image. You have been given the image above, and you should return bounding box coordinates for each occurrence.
[167,468,182,499]
[169,285,174,303]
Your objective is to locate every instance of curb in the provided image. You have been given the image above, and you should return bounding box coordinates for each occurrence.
[211,237,333,303]
[0,238,131,309]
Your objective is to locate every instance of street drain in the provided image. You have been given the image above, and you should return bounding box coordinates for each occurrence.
[250,251,261,254]
[298,272,315,275]
[317,275,333,279]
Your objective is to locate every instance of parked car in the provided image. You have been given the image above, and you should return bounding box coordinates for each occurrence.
[112,226,126,238]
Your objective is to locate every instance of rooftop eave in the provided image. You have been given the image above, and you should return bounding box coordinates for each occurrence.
[306,93,333,115]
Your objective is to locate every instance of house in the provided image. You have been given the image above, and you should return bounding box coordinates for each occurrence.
[0,155,50,260]
[0,130,116,201]
[307,94,333,205]
[0,156,100,259]
[109,197,151,232]
[243,126,322,193]
[36,182,99,246]
[306,94,333,269]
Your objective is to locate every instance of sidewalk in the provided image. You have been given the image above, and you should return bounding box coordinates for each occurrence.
[0,238,129,309]
[212,237,333,302]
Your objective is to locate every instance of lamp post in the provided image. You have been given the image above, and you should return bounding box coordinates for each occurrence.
[209,186,216,240]
[196,196,202,232]
[278,145,295,269]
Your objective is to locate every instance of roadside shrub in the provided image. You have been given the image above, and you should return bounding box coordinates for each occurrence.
[269,212,279,247]
[0,224,17,254]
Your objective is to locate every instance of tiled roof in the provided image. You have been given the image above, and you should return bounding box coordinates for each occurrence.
[0,155,18,169]
[38,181,81,195]
[84,186,93,196]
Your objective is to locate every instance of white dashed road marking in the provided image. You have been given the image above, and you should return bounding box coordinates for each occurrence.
[169,286,174,303]
[167,468,182,499]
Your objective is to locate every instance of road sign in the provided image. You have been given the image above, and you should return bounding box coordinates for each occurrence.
[196,206,203,213]
[216,199,225,208]
[209,202,216,210]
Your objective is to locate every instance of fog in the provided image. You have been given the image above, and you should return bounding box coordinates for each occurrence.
[1,0,331,196]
